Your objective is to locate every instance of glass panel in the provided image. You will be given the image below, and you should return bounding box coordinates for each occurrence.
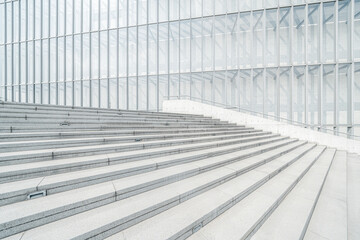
[149,76,157,110]
[265,68,277,117]
[293,6,305,65]
[323,2,335,62]
[138,0,147,25]
[100,31,108,78]
[100,0,108,30]
[128,77,137,110]
[65,36,73,81]
[74,35,81,80]
[279,7,290,65]
[203,17,213,71]
[253,69,264,114]
[266,9,277,67]
[180,73,190,97]
[354,63,360,124]
[213,71,225,104]
[149,24,157,75]
[308,4,320,64]
[203,0,213,16]
[66,81,72,106]
[159,23,168,74]
[192,0,202,18]
[83,34,90,80]
[191,19,202,72]
[149,0,157,23]
[91,0,99,31]
[109,78,117,109]
[138,76,147,110]
[214,0,226,15]
[227,14,238,70]
[180,20,190,72]
[128,27,137,76]
[308,65,320,125]
[239,12,251,68]
[191,73,202,100]
[338,64,350,124]
[293,66,305,123]
[252,11,264,67]
[159,75,168,110]
[109,0,117,29]
[355,0,360,60]
[170,0,179,21]
[119,0,127,28]
[280,67,291,119]
[83,0,90,32]
[180,0,190,19]
[338,0,350,62]
[91,79,99,107]
[169,74,179,98]
[100,79,107,108]
[83,80,90,107]
[128,0,137,26]
[214,15,226,70]
[323,64,335,126]
[109,30,117,78]
[169,22,179,73]
[159,0,168,22]
[66,0,73,34]
[119,29,127,77]
[91,32,99,79]
[74,81,81,106]
[119,78,127,109]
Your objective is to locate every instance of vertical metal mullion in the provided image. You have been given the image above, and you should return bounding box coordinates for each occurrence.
[80,0,83,107]
[126,0,129,110]
[146,0,149,110]
[136,0,138,110]
[157,0,160,111]
[48,0,50,105]
[305,3,308,126]
[11,1,14,102]
[211,1,215,103]
[319,2,324,131]
[18,0,21,102]
[334,0,338,133]
[263,9,266,116]
[98,0,100,108]
[190,1,192,101]
[40,0,43,104]
[72,0,75,107]
[89,0,92,107]
[349,0,355,136]
[167,0,170,101]
[107,0,110,108]
[116,0,119,109]
[55,0,58,105]
[178,0,181,99]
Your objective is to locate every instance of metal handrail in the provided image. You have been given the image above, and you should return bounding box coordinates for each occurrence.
[166,95,360,140]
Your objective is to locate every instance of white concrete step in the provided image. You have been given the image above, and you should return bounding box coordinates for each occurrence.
[0,136,291,206]
[0,123,242,133]
[0,140,309,237]
[0,127,251,142]
[158,146,327,240]
[0,101,207,118]
[1,143,318,240]
[0,130,266,153]
[303,151,347,240]
[248,148,335,240]
[0,133,281,165]
[347,153,360,240]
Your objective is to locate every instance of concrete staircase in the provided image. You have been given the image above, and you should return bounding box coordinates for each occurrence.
[0,101,358,240]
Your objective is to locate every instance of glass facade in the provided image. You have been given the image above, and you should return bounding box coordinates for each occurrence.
[0,0,359,137]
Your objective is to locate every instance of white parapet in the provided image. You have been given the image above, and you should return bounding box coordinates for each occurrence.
[163,100,360,155]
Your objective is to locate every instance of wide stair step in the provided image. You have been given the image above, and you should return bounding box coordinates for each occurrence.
[0,101,356,239]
